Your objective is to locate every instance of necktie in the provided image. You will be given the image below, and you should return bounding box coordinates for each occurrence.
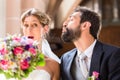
[79,53,88,78]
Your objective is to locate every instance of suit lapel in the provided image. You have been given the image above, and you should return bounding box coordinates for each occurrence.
[89,41,103,76]
[66,49,77,79]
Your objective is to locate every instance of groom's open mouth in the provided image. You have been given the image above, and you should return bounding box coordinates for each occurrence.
[28,36,34,39]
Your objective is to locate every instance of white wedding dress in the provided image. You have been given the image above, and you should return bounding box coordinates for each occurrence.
[0,70,51,80]
[26,70,51,80]
[0,74,17,80]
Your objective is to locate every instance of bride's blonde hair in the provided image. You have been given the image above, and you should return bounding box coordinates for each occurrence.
[21,8,51,27]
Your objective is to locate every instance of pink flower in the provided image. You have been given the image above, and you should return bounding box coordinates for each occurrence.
[0,48,7,55]
[93,71,99,79]
[13,37,21,42]
[13,47,24,55]
[20,60,29,70]
[0,60,8,70]
[88,71,99,80]
[29,48,36,55]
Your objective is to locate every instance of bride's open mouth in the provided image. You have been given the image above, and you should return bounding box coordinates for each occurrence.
[28,36,34,39]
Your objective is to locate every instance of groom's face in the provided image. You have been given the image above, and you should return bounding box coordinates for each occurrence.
[61,12,82,42]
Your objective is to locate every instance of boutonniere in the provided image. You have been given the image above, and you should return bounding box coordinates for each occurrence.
[88,71,99,80]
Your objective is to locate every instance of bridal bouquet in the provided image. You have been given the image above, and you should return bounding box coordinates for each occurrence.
[0,34,45,80]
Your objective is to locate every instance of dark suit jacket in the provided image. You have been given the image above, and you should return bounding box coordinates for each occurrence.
[60,41,120,80]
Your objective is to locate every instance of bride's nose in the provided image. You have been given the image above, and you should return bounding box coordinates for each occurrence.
[27,25,34,32]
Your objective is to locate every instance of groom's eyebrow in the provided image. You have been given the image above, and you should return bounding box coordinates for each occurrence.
[69,15,77,19]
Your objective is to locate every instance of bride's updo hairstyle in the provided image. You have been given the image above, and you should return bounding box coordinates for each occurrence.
[21,8,51,27]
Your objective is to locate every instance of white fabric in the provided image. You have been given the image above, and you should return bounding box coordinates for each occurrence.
[26,70,51,80]
[0,74,18,80]
[0,70,51,80]
[42,39,61,63]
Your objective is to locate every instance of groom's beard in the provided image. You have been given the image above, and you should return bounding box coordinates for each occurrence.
[61,25,81,42]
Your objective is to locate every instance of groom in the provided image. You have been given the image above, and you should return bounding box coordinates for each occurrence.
[60,6,120,80]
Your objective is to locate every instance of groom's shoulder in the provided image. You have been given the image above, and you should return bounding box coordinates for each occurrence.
[61,48,77,58]
[98,41,120,51]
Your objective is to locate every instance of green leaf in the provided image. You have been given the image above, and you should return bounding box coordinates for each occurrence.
[37,53,45,66]
[88,77,92,80]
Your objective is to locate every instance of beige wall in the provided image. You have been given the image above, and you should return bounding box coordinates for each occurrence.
[6,0,21,35]
[0,0,6,37]
[5,0,49,36]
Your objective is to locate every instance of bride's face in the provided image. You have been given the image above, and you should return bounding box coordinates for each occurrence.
[22,15,43,41]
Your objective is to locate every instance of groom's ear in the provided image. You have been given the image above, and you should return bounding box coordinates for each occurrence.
[81,21,91,30]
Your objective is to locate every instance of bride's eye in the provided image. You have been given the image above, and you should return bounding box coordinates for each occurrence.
[33,23,38,27]
[24,24,29,28]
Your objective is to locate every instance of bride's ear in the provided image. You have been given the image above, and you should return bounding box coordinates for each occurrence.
[43,25,49,33]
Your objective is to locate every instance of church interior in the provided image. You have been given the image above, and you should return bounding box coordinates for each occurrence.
[1,0,120,57]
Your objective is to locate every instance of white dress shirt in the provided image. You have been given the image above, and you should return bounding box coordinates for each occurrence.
[77,40,97,71]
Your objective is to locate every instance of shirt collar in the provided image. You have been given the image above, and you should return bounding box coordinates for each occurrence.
[77,40,97,58]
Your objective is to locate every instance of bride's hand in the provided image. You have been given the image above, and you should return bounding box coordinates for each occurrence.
[36,66,42,69]
[22,78,27,80]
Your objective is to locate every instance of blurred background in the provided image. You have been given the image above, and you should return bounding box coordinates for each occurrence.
[0,0,120,57]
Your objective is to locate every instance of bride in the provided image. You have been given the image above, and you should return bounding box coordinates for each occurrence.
[1,8,60,80]
[21,8,60,80]
[0,8,60,80]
